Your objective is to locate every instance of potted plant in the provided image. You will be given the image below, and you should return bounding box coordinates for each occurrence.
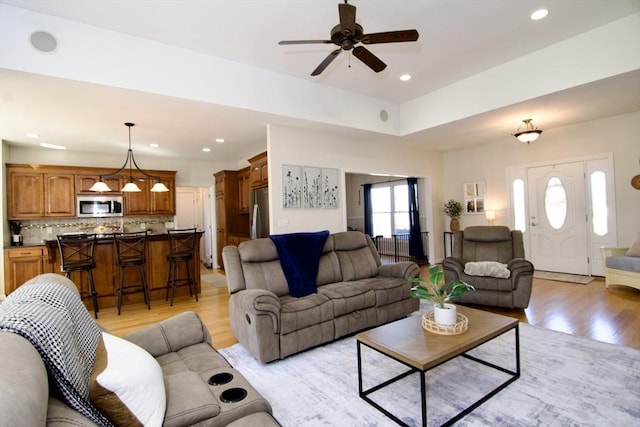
[443,199,462,231]
[410,265,474,325]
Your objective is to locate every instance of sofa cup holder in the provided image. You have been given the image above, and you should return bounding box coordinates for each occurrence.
[208,372,233,386]
[220,387,247,404]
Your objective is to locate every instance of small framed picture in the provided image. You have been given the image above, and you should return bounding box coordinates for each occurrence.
[282,165,301,208]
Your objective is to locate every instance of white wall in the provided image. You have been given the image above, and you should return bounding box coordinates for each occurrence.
[266,124,443,256]
[442,111,640,247]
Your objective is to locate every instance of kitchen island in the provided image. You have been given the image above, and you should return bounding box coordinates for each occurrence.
[42,231,203,310]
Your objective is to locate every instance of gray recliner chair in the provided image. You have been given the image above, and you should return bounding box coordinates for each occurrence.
[443,226,534,308]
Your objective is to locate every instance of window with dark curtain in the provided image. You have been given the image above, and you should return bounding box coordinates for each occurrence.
[407,178,426,260]
[363,184,372,236]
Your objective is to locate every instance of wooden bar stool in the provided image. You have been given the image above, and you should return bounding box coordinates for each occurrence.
[166,228,198,306]
[113,231,150,315]
[56,233,98,318]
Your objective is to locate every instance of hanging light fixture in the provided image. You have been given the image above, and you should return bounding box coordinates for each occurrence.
[512,118,543,144]
[89,123,169,193]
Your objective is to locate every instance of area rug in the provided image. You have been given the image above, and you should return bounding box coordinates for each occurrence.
[533,270,595,285]
[201,272,228,288]
[219,319,640,426]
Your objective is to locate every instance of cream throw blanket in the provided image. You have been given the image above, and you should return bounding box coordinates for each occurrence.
[464,261,511,278]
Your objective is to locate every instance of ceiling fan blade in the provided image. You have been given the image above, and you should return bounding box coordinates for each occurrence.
[338,2,357,35]
[352,46,386,73]
[279,40,333,45]
[362,29,419,44]
[311,48,342,76]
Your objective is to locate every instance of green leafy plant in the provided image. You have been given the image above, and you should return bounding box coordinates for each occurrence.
[410,265,474,308]
[443,199,462,218]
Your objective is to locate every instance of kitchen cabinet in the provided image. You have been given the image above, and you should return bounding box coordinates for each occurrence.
[124,175,176,215]
[77,175,122,194]
[6,163,176,219]
[248,151,268,189]
[214,170,250,267]
[3,246,47,295]
[238,167,250,214]
[7,166,75,219]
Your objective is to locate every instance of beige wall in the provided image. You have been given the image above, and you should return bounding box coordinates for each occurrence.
[442,110,640,248]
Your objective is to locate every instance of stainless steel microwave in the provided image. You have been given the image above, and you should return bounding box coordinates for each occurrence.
[77,196,124,218]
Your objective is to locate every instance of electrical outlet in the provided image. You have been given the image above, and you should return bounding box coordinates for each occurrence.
[46,227,53,233]
[140,222,146,230]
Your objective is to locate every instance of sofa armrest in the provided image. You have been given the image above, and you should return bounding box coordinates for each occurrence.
[602,247,629,257]
[231,289,281,332]
[377,261,420,279]
[508,258,534,272]
[123,311,212,357]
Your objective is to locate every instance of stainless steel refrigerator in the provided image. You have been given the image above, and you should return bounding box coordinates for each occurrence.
[249,187,269,239]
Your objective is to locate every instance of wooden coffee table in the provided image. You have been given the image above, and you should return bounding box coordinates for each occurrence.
[356,306,520,426]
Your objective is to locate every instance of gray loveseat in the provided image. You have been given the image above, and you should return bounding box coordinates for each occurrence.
[222,230,420,363]
[0,273,278,427]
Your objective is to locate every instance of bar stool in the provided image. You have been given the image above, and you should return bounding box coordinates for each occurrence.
[113,231,150,315]
[57,233,98,318]
[166,228,198,306]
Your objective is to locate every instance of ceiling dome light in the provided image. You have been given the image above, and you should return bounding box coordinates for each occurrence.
[215,138,225,143]
[202,148,211,152]
[400,74,411,81]
[531,9,549,20]
[512,118,543,144]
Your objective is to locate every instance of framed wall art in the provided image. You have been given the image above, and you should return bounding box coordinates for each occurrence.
[282,165,301,208]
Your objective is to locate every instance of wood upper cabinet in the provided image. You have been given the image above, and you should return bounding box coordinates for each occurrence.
[125,176,176,215]
[45,173,76,217]
[248,151,268,189]
[3,246,47,295]
[7,164,176,219]
[76,175,122,194]
[7,166,75,219]
[238,167,250,214]
[124,180,151,215]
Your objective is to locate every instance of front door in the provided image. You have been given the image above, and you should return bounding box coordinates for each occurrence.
[527,162,589,275]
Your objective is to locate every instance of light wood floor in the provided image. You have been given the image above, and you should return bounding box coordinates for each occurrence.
[96,265,640,351]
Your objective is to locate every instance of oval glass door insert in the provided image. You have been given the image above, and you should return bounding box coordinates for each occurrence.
[544,177,567,229]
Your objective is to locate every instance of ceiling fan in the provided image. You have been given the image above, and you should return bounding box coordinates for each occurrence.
[278,0,419,76]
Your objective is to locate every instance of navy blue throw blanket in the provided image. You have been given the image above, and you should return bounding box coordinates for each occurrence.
[270,230,330,298]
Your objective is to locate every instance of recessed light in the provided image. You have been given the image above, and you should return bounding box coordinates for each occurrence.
[531,9,549,20]
[150,143,159,148]
[26,132,39,138]
[400,74,412,82]
[40,142,66,150]
[202,148,211,152]
[215,138,224,143]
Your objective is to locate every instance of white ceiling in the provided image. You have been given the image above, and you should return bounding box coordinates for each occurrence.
[1,0,639,162]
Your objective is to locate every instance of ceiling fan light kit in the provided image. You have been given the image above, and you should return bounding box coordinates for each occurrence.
[278,0,419,76]
[89,122,170,193]
[513,118,543,143]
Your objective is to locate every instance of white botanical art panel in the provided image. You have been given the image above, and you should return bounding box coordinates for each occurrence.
[321,168,338,208]
[303,167,322,208]
[282,165,301,208]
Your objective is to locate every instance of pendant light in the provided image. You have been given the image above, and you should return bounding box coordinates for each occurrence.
[89,123,170,193]
[512,118,543,144]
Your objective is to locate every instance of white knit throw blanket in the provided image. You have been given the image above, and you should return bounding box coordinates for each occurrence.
[0,281,112,426]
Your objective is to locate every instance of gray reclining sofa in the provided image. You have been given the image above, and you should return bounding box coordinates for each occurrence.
[223,230,420,363]
[0,273,278,427]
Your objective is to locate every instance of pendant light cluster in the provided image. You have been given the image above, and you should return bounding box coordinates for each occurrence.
[89,123,169,193]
